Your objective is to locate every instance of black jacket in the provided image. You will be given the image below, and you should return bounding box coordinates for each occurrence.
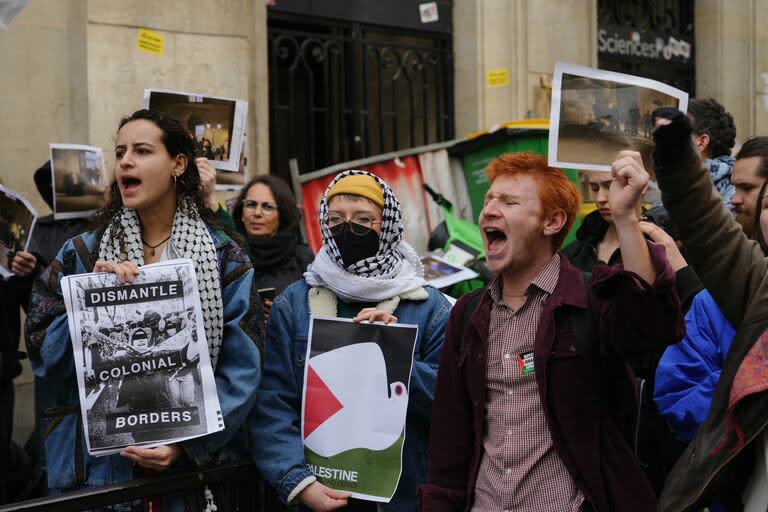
[562,210,622,270]
[0,275,32,382]
[250,243,314,295]
[563,209,703,495]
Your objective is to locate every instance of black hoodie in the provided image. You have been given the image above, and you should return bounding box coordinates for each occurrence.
[562,209,622,271]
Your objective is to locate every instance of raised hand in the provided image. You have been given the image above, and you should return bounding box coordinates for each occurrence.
[11,250,36,277]
[609,150,649,220]
[196,157,219,211]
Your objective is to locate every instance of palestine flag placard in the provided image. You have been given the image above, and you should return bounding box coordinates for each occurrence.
[301,316,418,503]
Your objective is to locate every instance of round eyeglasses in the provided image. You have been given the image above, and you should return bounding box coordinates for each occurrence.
[327,214,381,236]
[243,200,278,215]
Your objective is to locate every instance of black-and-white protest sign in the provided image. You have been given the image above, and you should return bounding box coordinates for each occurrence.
[0,185,37,279]
[61,259,223,455]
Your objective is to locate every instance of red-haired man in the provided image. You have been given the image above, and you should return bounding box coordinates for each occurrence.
[420,151,684,512]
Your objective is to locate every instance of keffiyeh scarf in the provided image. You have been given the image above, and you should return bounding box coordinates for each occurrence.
[304,170,425,302]
[98,205,224,368]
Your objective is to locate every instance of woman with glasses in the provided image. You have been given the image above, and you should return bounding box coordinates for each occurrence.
[249,170,451,512]
[232,175,314,321]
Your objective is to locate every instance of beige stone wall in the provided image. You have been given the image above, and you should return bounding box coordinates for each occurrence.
[85,1,256,184]
[453,0,597,137]
[755,0,768,138]
[695,0,756,144]
[0,0,88,216]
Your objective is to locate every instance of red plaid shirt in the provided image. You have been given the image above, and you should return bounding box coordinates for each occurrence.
[471,254,584,512]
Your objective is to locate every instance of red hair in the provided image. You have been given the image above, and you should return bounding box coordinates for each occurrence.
[486,152,582,249]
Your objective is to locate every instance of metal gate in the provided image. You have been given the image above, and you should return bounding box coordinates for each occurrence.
[267,16,454,180]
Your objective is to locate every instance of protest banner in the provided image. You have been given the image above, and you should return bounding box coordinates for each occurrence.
[0,185,37,279]
[548,61,688,173]
[60,259,223,455]
[302,317,418,502]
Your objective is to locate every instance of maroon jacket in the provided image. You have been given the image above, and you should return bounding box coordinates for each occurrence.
[419,244,685,512]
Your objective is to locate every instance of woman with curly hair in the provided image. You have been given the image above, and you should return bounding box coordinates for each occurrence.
[25,109,263,507]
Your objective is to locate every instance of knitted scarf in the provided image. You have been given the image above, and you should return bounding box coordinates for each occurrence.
[98,205,224,368]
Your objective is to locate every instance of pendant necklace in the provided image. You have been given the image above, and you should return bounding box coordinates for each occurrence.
[142,234,172,256]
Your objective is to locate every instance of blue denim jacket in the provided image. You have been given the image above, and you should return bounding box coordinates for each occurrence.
[249,280,451,511]
[25,227,263,492]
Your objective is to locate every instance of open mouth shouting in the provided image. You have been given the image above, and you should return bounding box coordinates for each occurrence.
[483,227,508,256]
[120,175,142,196]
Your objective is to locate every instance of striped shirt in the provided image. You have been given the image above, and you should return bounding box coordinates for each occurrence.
[471,253,584,512]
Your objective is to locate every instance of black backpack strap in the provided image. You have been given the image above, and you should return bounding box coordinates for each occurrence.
[461,287,485,336]
[571,272,600,399]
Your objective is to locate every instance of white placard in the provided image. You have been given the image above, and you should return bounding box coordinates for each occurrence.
[60,259,224,455]
[144,88,248,173]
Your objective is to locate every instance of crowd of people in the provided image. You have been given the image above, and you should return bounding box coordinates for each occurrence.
[0,96,766,512]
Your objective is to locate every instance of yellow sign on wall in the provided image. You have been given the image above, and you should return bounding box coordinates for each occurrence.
[486,68,510,88]
[137,28,165,56]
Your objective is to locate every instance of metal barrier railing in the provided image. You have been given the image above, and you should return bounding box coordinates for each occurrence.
[0,460,261,512]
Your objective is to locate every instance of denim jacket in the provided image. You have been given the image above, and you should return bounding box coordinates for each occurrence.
[248,280,451,511]
[25,226,264,491]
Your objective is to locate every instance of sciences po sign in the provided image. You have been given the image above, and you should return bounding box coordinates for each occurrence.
[598,25,692,64]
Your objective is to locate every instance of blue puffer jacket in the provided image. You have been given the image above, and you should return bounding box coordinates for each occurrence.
[24,226,264,492]
[248,280,451,511]
[654,290,735,443]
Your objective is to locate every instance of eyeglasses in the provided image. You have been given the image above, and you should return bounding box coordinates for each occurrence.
[327,214,381,236]
[243,200,278,215]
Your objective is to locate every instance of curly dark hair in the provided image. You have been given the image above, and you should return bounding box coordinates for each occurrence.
[688,98,736,158]
[91,109,220,250]
[232,175,301,237]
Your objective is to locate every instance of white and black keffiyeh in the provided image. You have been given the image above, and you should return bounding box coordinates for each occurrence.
[305,170,425,302]
[98,205,225,368]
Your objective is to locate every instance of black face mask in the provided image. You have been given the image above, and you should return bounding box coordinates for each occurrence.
[330,222,380,267]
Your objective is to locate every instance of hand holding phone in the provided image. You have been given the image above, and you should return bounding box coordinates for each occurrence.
[258,287,276,302]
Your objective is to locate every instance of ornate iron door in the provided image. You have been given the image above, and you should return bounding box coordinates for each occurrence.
[268,16,454,180]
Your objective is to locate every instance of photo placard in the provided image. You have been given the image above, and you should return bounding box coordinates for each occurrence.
[548,62,688,173]
[144,88,248,173]
[50,144,108,220]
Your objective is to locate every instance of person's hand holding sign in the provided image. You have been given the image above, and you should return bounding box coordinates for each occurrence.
[609,150,648,219]
[298,481,352,511]
[353,308,397,324]
[93,260,140,284]
[11,250,36,277]
[609,150,656,285]
[121,444,182,471]
[196,157,219,212]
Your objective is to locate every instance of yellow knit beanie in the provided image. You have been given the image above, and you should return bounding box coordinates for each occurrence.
[325,174,385,208]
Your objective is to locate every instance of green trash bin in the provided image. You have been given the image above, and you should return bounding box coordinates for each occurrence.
[449,122,584,247]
